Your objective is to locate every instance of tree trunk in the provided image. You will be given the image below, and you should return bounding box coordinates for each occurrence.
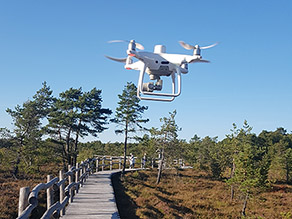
[230,158,236,201]
[286,162,289,183]
[66,128,72,165]
[241,193,249,217]
[12,152,21,179]
[230,185,235,202]
[156,148,164,185]
[73,132,79,166]
[73,119,82,166]
[122,122,128,174]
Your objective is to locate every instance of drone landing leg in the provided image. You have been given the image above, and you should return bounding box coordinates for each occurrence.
[137,66,182,102]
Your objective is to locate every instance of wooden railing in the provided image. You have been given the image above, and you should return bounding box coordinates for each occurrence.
[16,154,159,219]
[17,158,97,219]
[17,155,153,219]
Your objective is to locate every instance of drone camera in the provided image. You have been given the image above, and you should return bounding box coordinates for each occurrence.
[155,79,163,91]
[142,82,154,92]
[142,79,163,92]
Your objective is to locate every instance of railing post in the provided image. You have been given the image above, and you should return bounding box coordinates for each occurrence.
[59,169,65,216]
[68,165,73,203]
[75,163,80,193]
[141,158,143,169]
[110,157,113,170]
[96,157,99,172]
[86,161,89,176]
[119,157,121,170]
[80,162,83,186]
[18,187,30,217]
[47,175,53,209]
[102,157,104,171]
[82,162,86,183]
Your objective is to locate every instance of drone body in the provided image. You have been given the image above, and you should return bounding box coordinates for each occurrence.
[106,40,217,101]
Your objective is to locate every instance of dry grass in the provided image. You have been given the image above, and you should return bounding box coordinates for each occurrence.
[0,163,62,219]
[120,169,292,219]
[2,167,292,218]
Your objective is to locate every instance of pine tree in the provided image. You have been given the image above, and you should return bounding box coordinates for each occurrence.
[226,121,270,216]
[6,82,54,177]
[151,110,181,184]
[111,82,149,173]
[47,87,111,166]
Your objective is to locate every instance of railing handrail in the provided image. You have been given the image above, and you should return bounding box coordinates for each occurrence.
[17,155,165,218]
[17,155,126,219]
[17,157,97,219]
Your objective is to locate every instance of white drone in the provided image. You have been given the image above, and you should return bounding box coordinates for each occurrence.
[106,40,217,102]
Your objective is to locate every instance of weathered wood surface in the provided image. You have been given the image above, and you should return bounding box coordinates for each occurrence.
[61,170,120,219]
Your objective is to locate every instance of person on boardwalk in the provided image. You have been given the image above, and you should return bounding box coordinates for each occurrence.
[142,153,147,168]
[129,153,135,169]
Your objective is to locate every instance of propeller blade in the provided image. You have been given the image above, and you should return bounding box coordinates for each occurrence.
[200,42,219,50]
[107,40,144,50]
[189,59,210,63]
[179,41,195,50]
[135,42,144,50]
[108,40,126,43]
[105,55,127,63]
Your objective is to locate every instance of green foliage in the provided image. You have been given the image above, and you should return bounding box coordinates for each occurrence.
[5,82,54,177]
[111,82,149,172]
[79,141,124,157]
[150,110,182,162]
[150,110,182,184]
[2,82,111,177]
[47,87,111,165]
[111,82,149,135]
[77,148,95,162]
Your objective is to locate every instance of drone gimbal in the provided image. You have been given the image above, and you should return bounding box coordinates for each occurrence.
[137,63,181,102]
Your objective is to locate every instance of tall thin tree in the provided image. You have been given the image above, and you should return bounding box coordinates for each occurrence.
[151,110,181,184]
[111,82,149,173]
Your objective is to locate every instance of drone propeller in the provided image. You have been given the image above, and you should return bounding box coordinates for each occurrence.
[189,59,210,63]
[179,41,218,56]
[108,40,144,50]
[179,41,218,50]
[178,41,194,50]
[104,55,127,63]
[200,43,218,50]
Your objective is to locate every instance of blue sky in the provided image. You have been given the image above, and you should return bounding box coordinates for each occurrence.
[0,1,292,142]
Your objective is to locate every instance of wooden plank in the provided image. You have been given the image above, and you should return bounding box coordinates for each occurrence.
[61,170,120,219]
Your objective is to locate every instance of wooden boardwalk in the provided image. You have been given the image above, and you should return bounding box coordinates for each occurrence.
[62,170,120,219]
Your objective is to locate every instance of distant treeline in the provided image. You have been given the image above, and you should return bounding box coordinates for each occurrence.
[2,125,292,183]
[79,125,292,183]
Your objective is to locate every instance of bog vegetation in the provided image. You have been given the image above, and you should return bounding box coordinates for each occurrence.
[1,82,292,218]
